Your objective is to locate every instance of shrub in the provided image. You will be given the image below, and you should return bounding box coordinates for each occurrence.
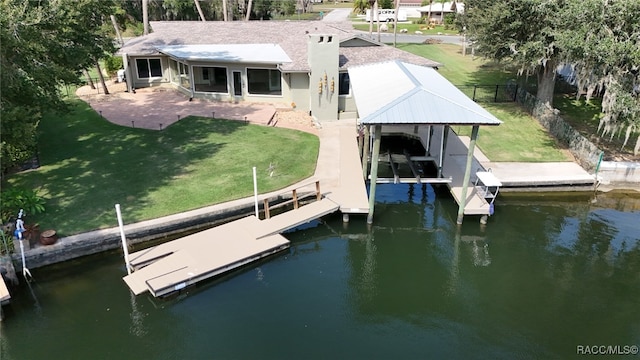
[104,56,124,77]
[413,17,427,24]
[0,187,46,224]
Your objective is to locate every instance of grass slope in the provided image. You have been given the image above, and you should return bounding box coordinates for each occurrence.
[6,100,319,235]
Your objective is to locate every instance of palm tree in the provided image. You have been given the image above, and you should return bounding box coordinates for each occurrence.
[353,0,368,15]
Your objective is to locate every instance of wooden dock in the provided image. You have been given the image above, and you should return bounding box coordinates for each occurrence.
[124,187,340,297]
[0,276,10,305]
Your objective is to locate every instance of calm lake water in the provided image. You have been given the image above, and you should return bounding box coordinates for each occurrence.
[1,185,639,359]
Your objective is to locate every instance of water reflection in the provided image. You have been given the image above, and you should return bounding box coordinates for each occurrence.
[1,186,638,359]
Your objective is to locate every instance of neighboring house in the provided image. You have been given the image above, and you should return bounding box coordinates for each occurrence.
[417,1,463,24]
[398,0,424,18]
[117,21,439,121]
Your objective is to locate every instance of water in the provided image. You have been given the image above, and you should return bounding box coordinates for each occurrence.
[1,185,639,359]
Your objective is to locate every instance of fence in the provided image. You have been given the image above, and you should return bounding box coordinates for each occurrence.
[457,84,518,103]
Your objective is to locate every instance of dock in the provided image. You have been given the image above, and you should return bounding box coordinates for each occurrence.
[123,127,368,297]
[0,276,9,304]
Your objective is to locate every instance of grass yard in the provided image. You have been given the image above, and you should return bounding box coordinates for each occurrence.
[5,99,319,236]
[452,103,571,162]
[399,43,570,162]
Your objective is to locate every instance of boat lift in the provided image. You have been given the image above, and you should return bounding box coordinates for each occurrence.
[474,171,502,219]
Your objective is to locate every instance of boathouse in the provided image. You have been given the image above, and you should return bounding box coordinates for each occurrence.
[348,60,502,224]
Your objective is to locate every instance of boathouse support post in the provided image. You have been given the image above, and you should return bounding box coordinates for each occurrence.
[367,125,382,224]
[425,125,432,155]
[456,125,479,225]
[362,125,371,180]
[438,125,450,178]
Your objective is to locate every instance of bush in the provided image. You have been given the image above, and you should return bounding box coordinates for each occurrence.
[413,17,427,24]
[0,187,45,224]
[103,56,124,77]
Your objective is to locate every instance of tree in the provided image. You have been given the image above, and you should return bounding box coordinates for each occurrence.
[142,0,149,34]
[462,0,563,106]
[558,0,640,154]
[353,0,368,15]
[194,0,206,20]
[0,0,117,174]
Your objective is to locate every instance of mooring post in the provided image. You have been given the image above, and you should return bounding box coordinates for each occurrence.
[253,167,259,217]
[292,189,299,209]
[115,204,132,275]
[263,199,270,219]
[362,125,371,180]
[456,125,479,225]
[367,125,382,224]
[315,181,321,201]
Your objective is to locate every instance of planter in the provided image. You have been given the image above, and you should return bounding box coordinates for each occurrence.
[40,230,58,246]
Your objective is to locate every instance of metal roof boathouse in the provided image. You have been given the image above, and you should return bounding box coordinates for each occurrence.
[348,60,502,224]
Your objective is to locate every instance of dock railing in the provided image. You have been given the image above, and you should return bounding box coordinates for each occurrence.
[262,180,322,219]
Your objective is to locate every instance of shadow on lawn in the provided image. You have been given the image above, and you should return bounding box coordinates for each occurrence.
[6,99,247,235]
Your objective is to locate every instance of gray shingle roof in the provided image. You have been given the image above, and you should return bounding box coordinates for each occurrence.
[118,21,439,71]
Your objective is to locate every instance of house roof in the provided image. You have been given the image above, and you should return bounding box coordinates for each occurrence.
[155,44,292,64]
[348,60,502,126]
[118,21,440,72]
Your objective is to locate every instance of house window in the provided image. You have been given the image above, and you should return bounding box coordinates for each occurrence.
[194,66,228,93]
[136,58,162,79]
[339,72,350,96]
[247,68,282,95]
[169,59,179,84]
[179,62,190,89]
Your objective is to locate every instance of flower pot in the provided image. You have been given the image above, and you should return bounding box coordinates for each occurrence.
[40,230,58,245]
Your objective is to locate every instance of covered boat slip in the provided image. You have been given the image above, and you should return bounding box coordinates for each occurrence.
[373,124,496,216]
[348,60,502,224]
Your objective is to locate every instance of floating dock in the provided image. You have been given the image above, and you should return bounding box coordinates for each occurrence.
[124,195,339,297]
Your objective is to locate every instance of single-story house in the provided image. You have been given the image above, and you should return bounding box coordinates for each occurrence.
[117,21,439,121]
[418,2,463,24]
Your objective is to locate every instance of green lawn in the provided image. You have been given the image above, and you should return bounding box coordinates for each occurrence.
[399,43,570,162]
[452,103,571,162]
[4,100,319,236]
